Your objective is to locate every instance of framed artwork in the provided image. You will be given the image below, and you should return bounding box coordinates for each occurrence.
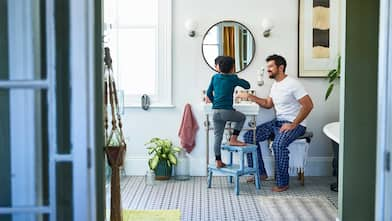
[298,0,340,77]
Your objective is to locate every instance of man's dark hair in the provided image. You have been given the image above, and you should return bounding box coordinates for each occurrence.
[219,56,235,73]
[214,56,225,65]
[266,54,287,72]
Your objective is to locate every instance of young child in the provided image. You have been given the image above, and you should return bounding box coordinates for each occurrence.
[214,56,224,72]
[205,56,224,104]
[206,56,251,168]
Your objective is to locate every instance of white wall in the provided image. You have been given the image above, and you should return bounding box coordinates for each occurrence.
[122,0,340,176]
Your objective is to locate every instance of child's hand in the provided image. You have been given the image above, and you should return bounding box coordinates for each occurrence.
[205,96,212,103]
[236,92,249,99]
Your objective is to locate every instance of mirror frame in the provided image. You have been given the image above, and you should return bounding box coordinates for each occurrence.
[201,20,256,73]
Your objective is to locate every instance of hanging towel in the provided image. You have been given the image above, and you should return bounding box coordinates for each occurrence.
[178,103,199,153]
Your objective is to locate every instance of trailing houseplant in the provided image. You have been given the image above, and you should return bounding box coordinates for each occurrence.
[325,55,341,100]
[146,137,181,180]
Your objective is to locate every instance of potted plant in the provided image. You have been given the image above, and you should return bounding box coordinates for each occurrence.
[325,55,341,100]
[146,138,181,180]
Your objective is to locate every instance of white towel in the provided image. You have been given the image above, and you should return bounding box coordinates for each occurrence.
[269,139,310,174]
[287,139,309,174]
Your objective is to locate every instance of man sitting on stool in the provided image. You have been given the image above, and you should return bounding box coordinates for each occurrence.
[237,54,313,192]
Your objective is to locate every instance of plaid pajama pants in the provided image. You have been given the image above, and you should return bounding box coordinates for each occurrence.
[244,119,306,187]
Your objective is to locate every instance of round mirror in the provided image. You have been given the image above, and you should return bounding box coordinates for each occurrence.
[202,20,256,73]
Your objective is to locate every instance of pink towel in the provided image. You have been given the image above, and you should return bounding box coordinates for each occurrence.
[178,103,199,153]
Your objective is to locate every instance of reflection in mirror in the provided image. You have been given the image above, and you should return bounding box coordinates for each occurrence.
[202,21,255,73]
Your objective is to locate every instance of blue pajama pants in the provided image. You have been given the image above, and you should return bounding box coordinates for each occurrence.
[243,119,306,187]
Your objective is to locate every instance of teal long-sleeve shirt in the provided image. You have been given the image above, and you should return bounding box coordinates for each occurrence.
[206,73,251,110]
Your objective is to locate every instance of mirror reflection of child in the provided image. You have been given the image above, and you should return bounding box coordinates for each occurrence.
[205,56,251,168]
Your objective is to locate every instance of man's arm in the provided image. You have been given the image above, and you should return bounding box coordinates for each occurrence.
[280,95,313,132]
[237,92,273,109]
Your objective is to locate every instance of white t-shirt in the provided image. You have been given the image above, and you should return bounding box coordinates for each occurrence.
[269,76,308,126]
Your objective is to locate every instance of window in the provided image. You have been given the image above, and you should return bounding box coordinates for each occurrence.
[202,26,222,68]
[104,0,172,107]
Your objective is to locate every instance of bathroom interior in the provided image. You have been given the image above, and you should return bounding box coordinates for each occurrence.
[102,0,342,220]
[0,0,390,220]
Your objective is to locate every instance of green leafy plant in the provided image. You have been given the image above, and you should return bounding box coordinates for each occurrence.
[325,56,341,100]
[145,138,181,170]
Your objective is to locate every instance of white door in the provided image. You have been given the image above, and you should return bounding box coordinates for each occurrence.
[0,0,101,220]
[376,0,392,220]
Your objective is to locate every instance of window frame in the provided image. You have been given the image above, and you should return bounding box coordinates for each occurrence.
[109,0,173,108]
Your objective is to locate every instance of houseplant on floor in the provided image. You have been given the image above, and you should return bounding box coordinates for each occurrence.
[146,138,181,180]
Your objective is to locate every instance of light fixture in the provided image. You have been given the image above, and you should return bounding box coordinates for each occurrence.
[261,19,273,37]
[185,19,198,37]
[257,67,264,86]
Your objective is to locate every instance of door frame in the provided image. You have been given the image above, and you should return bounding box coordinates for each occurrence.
[375,0,392,220]
[69,0,103,220]
[0,0,104,220]
[376,0,392,220]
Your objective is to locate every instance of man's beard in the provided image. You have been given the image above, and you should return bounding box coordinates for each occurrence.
[268,72,276,79]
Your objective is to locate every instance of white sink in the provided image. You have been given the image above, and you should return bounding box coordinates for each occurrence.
[201,102,260,115]
[323,122,340,144]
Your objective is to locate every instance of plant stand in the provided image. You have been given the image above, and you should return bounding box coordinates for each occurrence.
[104,47,127,221]
[106,146,125,221]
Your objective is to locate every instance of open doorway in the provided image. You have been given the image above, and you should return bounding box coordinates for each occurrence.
[0,0,105,220]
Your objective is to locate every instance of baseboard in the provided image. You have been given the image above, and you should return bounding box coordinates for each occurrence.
[124,155,333,176]
[123,155,150,176]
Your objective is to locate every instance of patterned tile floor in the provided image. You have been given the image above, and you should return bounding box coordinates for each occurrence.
[107,176,338,221]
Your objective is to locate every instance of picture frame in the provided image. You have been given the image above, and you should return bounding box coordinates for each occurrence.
[298,0,340,77]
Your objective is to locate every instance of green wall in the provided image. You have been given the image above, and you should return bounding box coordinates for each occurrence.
[343,0,379,220]
[0,0,11,221]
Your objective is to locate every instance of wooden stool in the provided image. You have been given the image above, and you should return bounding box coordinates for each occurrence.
[207,144,261,195]
[288,131,313,185]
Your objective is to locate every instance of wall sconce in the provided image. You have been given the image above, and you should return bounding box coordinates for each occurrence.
[185,19,198,37]
[261,19,273,37]
[257,67,265,86]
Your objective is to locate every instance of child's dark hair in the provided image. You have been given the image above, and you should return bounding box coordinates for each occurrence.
[219,56,235,73]
[214,56,225,65]
[266,54,287,72]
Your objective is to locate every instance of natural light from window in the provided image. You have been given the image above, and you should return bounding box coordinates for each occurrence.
[104,0,172,106]
[202,26,219,69]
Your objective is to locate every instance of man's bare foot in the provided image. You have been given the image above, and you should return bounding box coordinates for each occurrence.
[216,160,226,168]
[229,139,246,146]
[246,174,268,183]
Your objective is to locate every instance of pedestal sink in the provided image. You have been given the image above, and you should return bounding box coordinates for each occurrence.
[201,102,260,172]
[323,121,340,192]
[201,102,260,115]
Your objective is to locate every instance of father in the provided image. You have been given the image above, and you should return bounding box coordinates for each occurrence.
[237,54,313,192]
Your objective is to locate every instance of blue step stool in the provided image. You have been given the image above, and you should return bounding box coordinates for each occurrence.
[207,144,261,195]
